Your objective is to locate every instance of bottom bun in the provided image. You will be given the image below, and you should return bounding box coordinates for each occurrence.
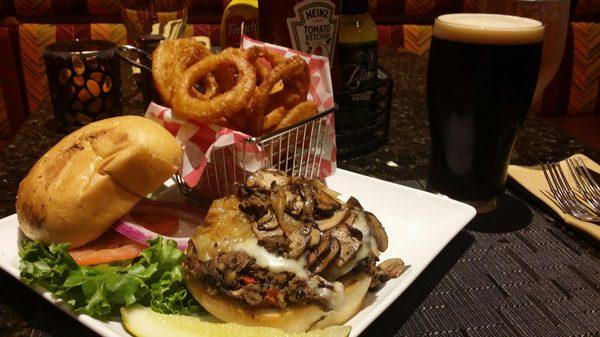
[185,272,371,333]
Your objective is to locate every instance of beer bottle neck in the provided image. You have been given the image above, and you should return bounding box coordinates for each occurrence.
[341,0,369,15]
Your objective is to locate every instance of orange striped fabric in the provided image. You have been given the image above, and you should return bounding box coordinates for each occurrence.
[574,0,600,17]
[404,0,436,16]
[0,86,8,139]
[402,25,432,56]
[568,22,600,115]
[14,0,51,16]
[90,23,127,44]
[462,0,480,12]
[19,24,55,114]
[87,0,121,15]
[8,0,595,19]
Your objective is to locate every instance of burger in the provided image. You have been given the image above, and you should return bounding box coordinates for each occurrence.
[16,116,183,249]
[183,169,405,332]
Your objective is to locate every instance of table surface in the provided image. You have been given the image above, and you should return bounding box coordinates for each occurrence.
[1,50,599,337]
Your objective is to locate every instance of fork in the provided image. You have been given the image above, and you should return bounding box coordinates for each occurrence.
[566,158,600,213]
[540,161,600,223]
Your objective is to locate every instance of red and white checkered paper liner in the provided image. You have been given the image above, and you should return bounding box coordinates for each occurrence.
[145,35,337,188]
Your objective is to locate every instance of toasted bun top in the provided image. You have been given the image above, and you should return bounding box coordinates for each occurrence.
[16,116,182,248]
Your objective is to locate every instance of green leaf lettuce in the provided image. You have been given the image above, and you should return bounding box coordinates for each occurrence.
[19,237,201,319]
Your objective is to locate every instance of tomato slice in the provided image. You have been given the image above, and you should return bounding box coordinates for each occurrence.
[130,213,180,236]
[69,213,182,266]
[69,229,145,266]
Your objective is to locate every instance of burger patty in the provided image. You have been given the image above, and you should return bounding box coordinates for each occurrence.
[184,241,337,309]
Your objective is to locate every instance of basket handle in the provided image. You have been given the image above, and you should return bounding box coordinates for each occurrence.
[116,45,153,72]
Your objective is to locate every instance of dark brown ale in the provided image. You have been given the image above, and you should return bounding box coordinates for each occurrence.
[426,14,544,212]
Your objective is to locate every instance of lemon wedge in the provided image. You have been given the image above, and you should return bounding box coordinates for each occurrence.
[121,305,351,337]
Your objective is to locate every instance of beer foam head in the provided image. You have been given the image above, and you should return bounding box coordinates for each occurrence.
[434,13,544,45]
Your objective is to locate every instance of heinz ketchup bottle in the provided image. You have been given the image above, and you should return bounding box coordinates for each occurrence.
[258,0,341,64]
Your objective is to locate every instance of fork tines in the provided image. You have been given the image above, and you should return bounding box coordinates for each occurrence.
[566,158,600,213]
[540,160,600,223]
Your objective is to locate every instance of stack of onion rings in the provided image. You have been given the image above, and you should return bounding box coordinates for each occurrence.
[152,38,212,106]
[151,40,318,136]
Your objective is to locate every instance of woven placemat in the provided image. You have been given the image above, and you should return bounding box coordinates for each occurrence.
[362,181,599,337]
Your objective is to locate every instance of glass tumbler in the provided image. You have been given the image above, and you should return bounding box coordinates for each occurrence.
[121,0,188,106]
[478,0,571,101]
[426,14,544,213]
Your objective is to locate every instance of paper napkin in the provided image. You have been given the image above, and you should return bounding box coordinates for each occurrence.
[508,154,600,242]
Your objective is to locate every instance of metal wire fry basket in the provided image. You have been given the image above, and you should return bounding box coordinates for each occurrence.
[175,106,337,205]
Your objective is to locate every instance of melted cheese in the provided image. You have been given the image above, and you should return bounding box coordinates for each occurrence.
[234,238,308,277]
[306,277,345,310]
[234,238,345,309]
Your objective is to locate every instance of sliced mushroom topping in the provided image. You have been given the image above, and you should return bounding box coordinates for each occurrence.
[298,183,316,219]
[251,217,284,241]
[378,258,408,279]
[310,178,340,199]
[314,188,341,218]
[347,225,363,242]
[312,236,341,274]
[369,258,409,289]
[278,214,310,259]
[287,229,310,259]
[307,234,330,267]
[284,186,305,217]
[365,211,388,252]
[271,185,287,224]
[246,169,291,190]
[250,208,287,254]
[329,225,362,268]
[316,207,349,231]
[308,228,321,247]
[343,211,357,228]
[257,209,279,230]
[346,196,363,210]
[307,233,341,273]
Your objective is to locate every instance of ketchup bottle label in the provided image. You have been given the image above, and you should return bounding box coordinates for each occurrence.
[286,0,339,60]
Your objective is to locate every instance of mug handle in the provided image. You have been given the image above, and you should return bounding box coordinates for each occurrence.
[115,45,153,72]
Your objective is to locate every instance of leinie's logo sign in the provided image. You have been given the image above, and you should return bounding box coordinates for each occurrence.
[342,49,376,90]
[286,0,339,60]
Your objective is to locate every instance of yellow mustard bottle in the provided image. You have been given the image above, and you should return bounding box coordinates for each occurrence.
[220,0,259,48]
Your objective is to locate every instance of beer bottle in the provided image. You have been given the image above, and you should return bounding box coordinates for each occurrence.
[338,0,377,93]
[220,0,259,48]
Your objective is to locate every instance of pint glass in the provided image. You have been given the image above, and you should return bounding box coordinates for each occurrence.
[426,14,544,212]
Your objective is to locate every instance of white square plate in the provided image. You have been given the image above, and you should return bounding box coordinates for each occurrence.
[0,169,475,337]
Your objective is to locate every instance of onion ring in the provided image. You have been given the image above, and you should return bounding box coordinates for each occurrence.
[152,38,212,106]
[191,74,219,100]
[249,56,309,135]
[276,101,318,130]
[171,52,257,123]
[263,106,287,132]
[244,46,284,85]
[266,91,305,112]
